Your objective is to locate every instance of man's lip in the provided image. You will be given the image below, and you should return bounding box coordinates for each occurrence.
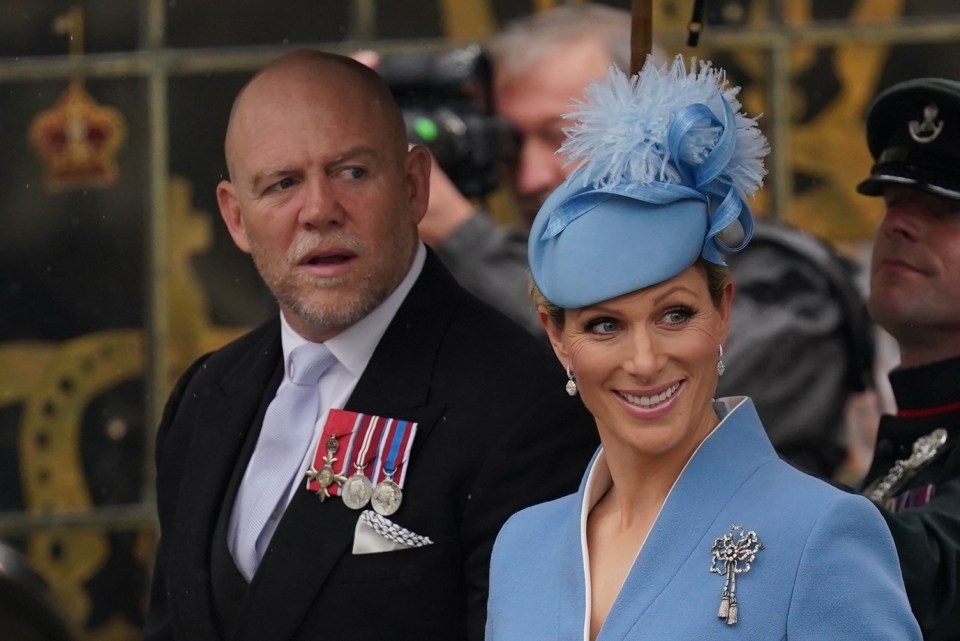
[298,247,357,266]
[878,256,924,275]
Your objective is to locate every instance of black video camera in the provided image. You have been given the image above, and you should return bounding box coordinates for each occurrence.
[376,46,514,198]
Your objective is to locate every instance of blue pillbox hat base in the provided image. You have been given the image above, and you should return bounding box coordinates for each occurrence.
[529,188,708,309]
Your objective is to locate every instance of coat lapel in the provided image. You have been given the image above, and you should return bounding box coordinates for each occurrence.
[557,453,599,641]
[599,399,777,641]
[165,322,283,641]
[235,253,454,641]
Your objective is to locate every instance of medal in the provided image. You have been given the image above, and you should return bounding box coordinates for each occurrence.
[341,473,373,510]
[709,524,763,626]
[371,420,416,516]
[305,434,346,502]
[305,410,374,499]
[371,479,403,516]
[307,410,417,512]
[340,416,383,510]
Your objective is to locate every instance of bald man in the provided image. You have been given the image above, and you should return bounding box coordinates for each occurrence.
[143,50,596,641]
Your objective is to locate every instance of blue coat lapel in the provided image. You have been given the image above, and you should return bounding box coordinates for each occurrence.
[567,399,776,641]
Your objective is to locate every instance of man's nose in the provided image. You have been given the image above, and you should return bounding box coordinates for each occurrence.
[879,202,925,242]
[299,177,345,228]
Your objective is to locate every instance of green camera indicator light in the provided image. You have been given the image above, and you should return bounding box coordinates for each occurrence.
[412,116,440,142]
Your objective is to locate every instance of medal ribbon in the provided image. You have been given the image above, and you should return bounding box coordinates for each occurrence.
[883,484,936,512]
[331,413,367,485]
[372,420,417,486]
[352,416,388,474]
[306,411,355,494]
[306,411,417,493]
[306,410,379,495]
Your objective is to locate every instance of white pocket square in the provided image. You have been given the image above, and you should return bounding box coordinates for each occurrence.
[352,510,434,555]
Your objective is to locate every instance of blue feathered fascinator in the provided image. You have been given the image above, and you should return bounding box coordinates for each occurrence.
[528,55,769,309]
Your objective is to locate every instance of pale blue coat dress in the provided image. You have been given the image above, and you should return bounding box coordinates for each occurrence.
[486,397,921,641]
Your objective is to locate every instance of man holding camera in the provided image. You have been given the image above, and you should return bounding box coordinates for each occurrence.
[416,5,631,336]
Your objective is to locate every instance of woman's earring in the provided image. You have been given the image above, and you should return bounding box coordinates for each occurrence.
[565,365,578,396]
[717,344,726,377]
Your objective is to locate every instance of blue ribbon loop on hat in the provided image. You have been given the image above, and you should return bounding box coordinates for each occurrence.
[540,181,705,240]
[540,89,754,265]
[669,92,754,263]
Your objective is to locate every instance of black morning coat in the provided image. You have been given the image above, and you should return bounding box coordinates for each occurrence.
[142,250,598,641]
[861,355,960,641]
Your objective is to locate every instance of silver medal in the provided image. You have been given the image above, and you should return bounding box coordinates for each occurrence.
[341,472,373,510]
[371,479,403,516]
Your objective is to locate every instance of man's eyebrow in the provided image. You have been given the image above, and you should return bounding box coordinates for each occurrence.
[247,146,383,192]
[249,168,295,193]
[330,145,379,164]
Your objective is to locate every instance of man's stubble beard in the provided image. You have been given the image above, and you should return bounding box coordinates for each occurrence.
[251,230,412,334]
[271,269,386,331]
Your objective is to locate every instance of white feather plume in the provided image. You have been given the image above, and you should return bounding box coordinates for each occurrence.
[560,55,769,199]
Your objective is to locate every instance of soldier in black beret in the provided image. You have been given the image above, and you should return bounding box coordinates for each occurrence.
[857,77,960,641]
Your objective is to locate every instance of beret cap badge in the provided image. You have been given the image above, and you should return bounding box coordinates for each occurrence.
[857,77,960,202]
[908,103,944,144]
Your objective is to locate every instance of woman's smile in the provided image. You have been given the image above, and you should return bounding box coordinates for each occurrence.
[615,381,683,417]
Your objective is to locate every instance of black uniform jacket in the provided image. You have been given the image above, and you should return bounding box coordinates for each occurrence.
[143,251,598,641]
[862,355,960,640]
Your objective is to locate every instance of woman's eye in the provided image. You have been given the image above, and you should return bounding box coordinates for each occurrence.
[663,307,694,325]
[586,318,619,334]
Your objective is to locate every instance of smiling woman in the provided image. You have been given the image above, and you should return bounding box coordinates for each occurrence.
[551,263,730,470]
[485,55,923,641]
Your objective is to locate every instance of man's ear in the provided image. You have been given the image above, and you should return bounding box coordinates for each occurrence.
[405,144,432,225]
[216,180,251,254]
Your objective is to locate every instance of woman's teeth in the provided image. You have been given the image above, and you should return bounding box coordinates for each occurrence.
[620,383,680,408]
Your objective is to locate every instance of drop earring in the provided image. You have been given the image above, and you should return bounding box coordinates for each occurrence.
[565,365,578,396]
[717,344,726,377]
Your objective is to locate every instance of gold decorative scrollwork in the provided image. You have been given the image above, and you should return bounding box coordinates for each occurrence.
[20,330,143,626]
[4,176,246,640]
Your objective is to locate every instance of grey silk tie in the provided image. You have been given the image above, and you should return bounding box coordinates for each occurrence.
[230,341,337,580]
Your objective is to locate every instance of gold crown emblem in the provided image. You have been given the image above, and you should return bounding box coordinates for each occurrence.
[28,80,127,192]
